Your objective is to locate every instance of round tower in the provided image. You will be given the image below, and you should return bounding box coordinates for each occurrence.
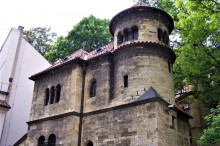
[109,2,176,104]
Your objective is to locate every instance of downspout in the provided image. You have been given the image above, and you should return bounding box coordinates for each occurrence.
[8,26,24,89]
[109,54,115,100]
[188,120,192,145]
[3,26,24,145]
[78,62,86,146]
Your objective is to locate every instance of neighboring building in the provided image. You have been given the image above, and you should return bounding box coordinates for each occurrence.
[0,26,51,146]
[21,2,194,146]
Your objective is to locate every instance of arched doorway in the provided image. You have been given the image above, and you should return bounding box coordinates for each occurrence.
[87,141,93,146]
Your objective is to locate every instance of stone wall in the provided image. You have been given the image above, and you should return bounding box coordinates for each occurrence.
[82,101,159,146]
[113,12,170,49]
[24,115,79,146]
[111,46,175,105]
[84,55,111,112]
[157,103,191,146]
[29,63,83,121]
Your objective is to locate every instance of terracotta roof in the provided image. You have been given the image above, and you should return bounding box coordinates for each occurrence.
[0,100,11,109]
[132,1,150,7]
[87,42,114,59]
[117,40,170,50]
[29,43,114,80]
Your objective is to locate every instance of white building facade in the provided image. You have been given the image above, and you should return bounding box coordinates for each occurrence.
[0,26,51,146]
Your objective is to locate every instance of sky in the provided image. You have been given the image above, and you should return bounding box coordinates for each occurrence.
[0,0,136,46]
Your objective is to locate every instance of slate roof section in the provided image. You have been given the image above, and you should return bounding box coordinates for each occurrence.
[134,86,193,119]
[134,86,168,103]
[0,100,11,109]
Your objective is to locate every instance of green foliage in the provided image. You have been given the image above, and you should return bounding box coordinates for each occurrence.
[198,106,220,145]
[46,15,112,63]
[158,0,220,108]
[23,26,57,56]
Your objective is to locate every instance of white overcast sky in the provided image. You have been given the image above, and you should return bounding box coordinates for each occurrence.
[0,0,136,46]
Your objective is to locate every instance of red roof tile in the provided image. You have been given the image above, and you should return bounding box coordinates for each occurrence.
[0,100,11,109]
[132,1,150,7]
[29,43,114,80]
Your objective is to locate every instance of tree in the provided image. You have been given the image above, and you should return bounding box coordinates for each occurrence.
[171,0,220,108]
[23,26,57,56]
[197,106,220,145]
[46,15,112,63]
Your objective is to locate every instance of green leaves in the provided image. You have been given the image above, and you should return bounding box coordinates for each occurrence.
[160,0,220,108]
[23,26,57,56]
[198,106,220,145]
[47,15,112,63]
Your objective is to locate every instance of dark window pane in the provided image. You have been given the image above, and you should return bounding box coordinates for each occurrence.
[48,134,56,146]
[117,32,123,45]
[38,136,45,146]
[50,86,55,104]
[87,141,93,146]
[44,88,49,106]
[55,84,61,103]
[157,28,162,41]
[124,75,128,87]
[123,28,129,42]
[90,80,97,97]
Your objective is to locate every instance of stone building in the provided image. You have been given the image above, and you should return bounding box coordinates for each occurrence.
[20,2,193,146]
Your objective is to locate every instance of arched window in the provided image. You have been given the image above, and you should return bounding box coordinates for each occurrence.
[90,79,97,97]
[87,141,93,146]
[48,134,56,146]
[44,88,49,106]
[163,31,169,44]
[131,26,138,40]
[50,86,55,104]
[123,28,129,42]
[168,61,171,73]
[38,136,45,146]
[55,84,61,103]
[157,28,163,41]
[117,31,123,45]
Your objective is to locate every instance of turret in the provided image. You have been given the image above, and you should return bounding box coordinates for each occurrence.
[109,2,176,104]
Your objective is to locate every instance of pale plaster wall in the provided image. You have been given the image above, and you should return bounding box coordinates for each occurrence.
[0,29,51,146]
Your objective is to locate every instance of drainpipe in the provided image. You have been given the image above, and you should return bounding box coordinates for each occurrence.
[109,54,114,100]
[8,26,24,88]
[188,120,192,146]
[78,62,86,146]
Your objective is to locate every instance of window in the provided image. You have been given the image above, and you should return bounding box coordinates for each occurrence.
[163,31,169,44]
[38,136,45,146]
[55,84,61,103]
[117,32,123,45]
[124,75,128,87]
[87,141,93,146]
[132,26,138,40]
[123,28,129,42]
[44,88,49,106]
[50,86,55,104]
[168,62,171,73]
[48,134,56,146]
[171,116,175,129]
[90,79,97,97]
[157,28,162,41]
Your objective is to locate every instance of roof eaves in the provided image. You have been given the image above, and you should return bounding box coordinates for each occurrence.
[29,57,84,81]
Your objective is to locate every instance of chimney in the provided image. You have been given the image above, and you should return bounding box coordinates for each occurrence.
[18,26,24,33]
